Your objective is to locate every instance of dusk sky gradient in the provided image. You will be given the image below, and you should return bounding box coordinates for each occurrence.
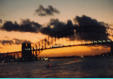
[0,0,113,55]
[0,0,113,24]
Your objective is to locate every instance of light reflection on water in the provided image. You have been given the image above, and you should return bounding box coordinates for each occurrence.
[0,56,113,78]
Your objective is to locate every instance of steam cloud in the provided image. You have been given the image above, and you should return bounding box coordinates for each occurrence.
[35,5,60,16]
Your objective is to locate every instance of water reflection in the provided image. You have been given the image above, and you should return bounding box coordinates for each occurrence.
[0,56,113,78]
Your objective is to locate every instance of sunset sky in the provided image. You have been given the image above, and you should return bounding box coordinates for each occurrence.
[0,0,113,24]
[0,0,113,56]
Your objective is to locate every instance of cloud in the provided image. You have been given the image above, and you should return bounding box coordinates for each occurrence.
[0,39,31,45]
[41,15,109,41]
[0,15,109,41]
[20,19,41,32]
[13,39,31,44]
[0,40,13,45]
[41,19,75,37]
[35,5,60,16]
[1,19,41,32]
[74,15,108,40]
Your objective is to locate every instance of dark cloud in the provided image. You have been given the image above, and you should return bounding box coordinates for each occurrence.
[74,15,108,40]
[41,15,109,40]
[0,39,31,45]
[1,19,41,32]
[35,5,60,16]
[41,19,75,37]
[20,19,41,32]
[13,39,31,45]
[0,40,13,45]
[0,15,109,41]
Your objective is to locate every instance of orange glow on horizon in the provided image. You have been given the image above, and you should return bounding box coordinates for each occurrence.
[0,30,112,57]
[39,45,110,57]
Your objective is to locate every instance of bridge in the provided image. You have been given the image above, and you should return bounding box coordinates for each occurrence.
[0,37,113,62]
[0,25,113,62]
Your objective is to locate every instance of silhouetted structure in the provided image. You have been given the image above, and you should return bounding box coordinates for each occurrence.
[22,42,33,61]
[1,38,113,63]
[110,42,113,56]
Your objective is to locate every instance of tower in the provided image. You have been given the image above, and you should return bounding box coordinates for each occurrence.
[22,42,32,61]
[110,41,113,56]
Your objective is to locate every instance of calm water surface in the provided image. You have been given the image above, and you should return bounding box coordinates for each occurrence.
[0,56,113,78]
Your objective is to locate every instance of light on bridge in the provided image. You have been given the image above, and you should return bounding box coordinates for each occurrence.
[50,25,54,29]
[24,48,31,51]
[98,40,102,43]
[93,41,98,44]
[102,40,106,43]
[107,40,111,42]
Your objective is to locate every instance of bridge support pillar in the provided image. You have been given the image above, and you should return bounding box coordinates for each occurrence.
[22,42,33,61]
[110,42,113,56]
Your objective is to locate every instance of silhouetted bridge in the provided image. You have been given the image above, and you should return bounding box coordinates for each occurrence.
[0,37,113,62]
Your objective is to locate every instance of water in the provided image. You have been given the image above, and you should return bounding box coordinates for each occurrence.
[0,56,113,78]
